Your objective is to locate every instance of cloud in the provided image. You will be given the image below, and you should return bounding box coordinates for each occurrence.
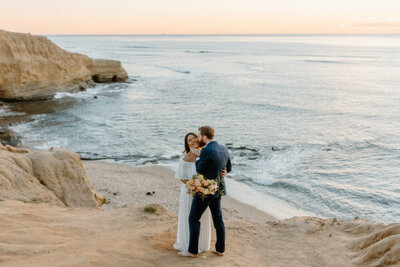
[346,20,400,28]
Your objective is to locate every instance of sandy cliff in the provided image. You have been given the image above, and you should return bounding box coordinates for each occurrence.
[0,144,105,207]
[0,30,128,101]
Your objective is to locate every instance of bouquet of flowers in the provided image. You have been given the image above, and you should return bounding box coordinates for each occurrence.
[186,174,219,200]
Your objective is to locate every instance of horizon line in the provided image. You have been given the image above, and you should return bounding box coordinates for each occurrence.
[43,33,400,36]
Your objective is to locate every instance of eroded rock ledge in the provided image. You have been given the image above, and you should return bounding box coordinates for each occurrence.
[0,144,106,207]
[0,30,128,101]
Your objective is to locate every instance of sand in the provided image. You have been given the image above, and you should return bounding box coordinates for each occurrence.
[0,161,399,266]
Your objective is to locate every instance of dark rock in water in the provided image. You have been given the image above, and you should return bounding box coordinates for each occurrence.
[93,96,98,99]
[143,159,158,164]
[324,148,332,151]
[0,101,4,106]
[271,147,279,151]
[0,128,21,146]
[236,146,258,153]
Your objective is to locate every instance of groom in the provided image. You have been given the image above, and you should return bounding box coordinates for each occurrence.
[179,126,232,258]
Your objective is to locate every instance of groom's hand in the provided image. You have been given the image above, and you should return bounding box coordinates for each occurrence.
[220,168,227,178]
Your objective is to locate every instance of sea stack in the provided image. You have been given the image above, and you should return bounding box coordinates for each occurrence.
[0,30,128,101]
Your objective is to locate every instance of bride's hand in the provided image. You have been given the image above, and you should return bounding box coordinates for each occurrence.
[220,168,227,178]
[190,147,200,157]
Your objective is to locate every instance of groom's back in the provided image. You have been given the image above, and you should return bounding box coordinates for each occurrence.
[196,141,231,181]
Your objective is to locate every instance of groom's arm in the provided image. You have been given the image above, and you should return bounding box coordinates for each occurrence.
[195,148,210,175]
[226,156,232,173]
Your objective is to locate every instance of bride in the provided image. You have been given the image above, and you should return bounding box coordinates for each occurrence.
[173,132,226,253]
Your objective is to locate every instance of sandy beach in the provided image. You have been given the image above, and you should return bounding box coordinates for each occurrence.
[1,160,398,266]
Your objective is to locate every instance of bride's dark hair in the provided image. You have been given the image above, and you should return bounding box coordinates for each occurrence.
[184,132,197,153]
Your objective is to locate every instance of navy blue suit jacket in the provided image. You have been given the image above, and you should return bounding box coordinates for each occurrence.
[195,141,232,196]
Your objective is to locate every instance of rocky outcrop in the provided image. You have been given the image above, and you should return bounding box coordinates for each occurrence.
[343,219,400,267]
[281,216,400,266]
[0,144,106,207]
[0,30,128,101]
[0,128,21,146]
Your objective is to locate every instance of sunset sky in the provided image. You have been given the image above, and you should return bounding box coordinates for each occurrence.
[0,0,399,34]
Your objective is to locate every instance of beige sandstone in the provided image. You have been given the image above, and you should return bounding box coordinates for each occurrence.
[0,30,128,101]
[0,144,105,207]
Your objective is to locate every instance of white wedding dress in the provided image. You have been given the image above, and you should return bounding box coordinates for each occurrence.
[173,158,211,253]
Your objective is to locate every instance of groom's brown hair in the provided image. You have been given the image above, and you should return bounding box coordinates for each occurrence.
[198,126,215,140]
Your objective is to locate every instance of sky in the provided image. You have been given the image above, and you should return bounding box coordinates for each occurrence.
[0,0,399,34]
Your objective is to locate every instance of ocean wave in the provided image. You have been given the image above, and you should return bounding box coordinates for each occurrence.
[0,106,26,116]
[295,54,378,59]
[185,50,211,53]
[152,65,191,74]
[233,144,325,186]
[318,181,399,206]
[301,59,348,64]
[328,139,400,152]
[54,83,128,100]
[122,45,153,49]
[267,180,315,195]
[77,151,181,164]
[234,101,317,114]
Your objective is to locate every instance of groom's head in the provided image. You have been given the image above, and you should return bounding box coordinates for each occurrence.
[198,126,215,145]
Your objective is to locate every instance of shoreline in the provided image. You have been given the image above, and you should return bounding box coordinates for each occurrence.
[158,162,313,220]
[82,160,275,223]
[84,159,313,221]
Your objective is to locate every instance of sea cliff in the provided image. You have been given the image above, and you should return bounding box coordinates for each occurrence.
[0,30,128,101]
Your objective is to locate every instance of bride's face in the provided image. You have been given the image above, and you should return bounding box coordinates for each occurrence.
[187,134,199,148]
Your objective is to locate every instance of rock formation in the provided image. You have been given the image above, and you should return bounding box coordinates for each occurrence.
[0,128,21,146]
[0,144,106,207]
[281,216,400,266]
[0,30,128,101]
[343,219,400,267]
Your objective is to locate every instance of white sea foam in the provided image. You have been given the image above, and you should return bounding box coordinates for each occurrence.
[0,106,26,116]
[162,164,309,219]
[249,145,323,186]
[54,89,99,99]
[54,83,127,100]
[225,178,313,220]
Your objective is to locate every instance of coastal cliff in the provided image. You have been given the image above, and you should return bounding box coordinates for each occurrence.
[0,30,128,101]
[0,144,106,207]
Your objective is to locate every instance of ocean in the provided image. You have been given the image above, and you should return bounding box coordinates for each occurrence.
[4,34,400,223]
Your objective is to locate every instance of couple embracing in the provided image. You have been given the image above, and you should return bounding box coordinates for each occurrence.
[174,126,232,258]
